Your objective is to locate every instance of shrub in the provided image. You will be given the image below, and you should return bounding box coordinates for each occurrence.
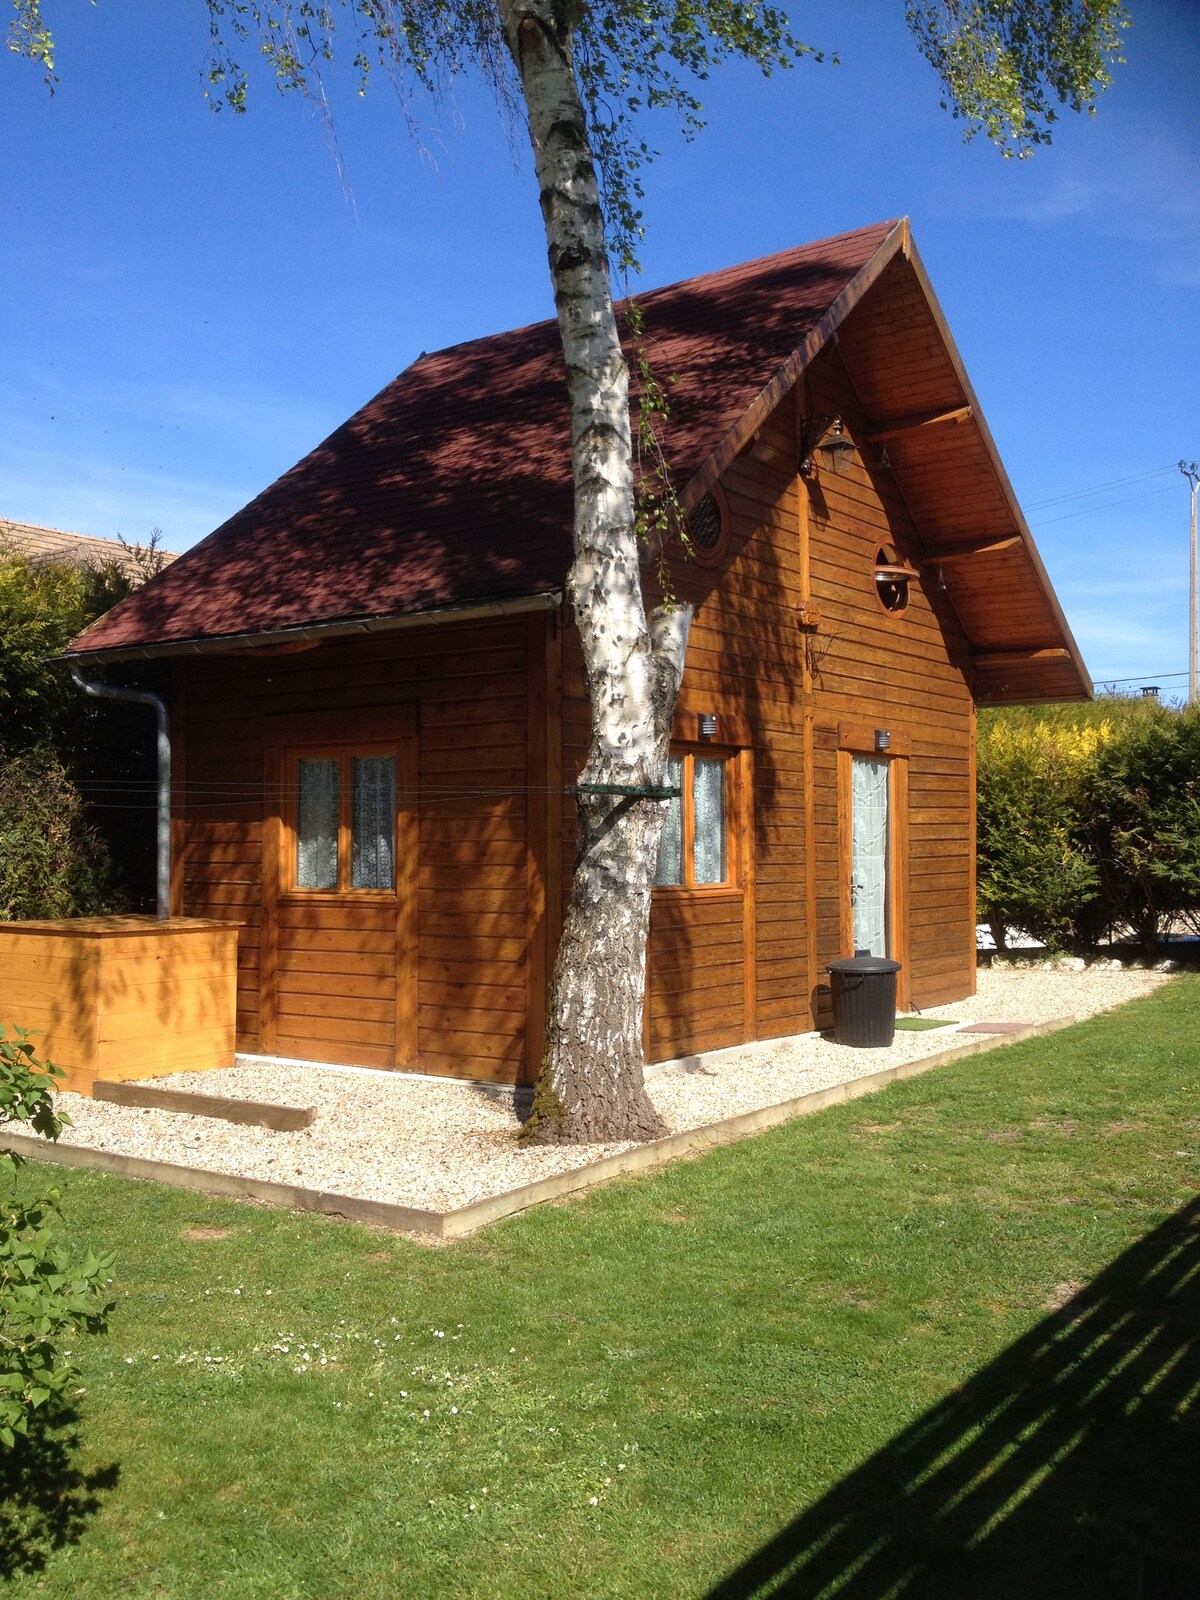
[0,540,166,918]
[0,747,115,921]
[0,1027,114,1447]
[1086,705,1200,956]
[978,698,1200,955]
[976,714,1108,952]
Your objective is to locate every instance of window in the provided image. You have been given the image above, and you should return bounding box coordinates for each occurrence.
[290,748,397,893]
[678,485,730,567]
[873,543,911,614]
[655,751,730,888]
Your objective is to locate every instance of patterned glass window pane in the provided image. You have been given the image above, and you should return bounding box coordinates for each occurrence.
[851,756,889,957]
[351,756,396,890]
[693,757,726,885]
[654,757,684,885]
[296,758,338,889]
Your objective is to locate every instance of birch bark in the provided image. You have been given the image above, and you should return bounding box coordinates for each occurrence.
[500,0,692,1143]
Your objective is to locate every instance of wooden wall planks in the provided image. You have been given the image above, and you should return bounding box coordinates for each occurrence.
[177,619,533,1083]
[559,333,977,1066]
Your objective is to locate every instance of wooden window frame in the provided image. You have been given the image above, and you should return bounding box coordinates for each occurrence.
[676,483,731,569]
[871,541,916,619]
[282,742,400,902]
[653,743,746,899]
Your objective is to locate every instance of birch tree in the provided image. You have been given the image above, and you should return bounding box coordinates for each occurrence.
[10,1,1128,1143]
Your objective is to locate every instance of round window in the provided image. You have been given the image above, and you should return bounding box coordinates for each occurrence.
[688,494,723,554]
[874,544,910,614]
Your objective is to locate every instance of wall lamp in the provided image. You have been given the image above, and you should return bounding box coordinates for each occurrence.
[698,713,718,741]
[800,416,857,478]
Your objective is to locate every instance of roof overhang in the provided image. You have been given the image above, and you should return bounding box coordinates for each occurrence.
[66,590,562,667]
[681,219,1091,705]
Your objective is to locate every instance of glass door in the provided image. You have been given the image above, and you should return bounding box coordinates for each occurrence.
[850,756,890,957]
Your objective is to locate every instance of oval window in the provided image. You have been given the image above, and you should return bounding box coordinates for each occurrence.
[688,494,723,554]
[874,544,910,614]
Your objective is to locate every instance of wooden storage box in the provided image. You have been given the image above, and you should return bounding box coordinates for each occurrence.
[0,916,240,1096]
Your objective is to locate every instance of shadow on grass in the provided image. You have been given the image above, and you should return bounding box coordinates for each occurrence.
[708,1196,1200,1600]
[0,1404,119,1579]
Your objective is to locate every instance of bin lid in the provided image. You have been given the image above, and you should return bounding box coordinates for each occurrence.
[827,955,902,975]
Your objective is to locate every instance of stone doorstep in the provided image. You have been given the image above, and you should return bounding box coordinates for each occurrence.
[8,1019,1066,1241]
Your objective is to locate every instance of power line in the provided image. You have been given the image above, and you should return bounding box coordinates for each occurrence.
[1030,484,1177,529]
[1092,671,1189,686]
[1025,463,1177,512]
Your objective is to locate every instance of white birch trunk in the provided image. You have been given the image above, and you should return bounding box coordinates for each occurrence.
[500,0,692,1143]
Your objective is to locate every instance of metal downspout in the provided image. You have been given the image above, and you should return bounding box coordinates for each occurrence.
[69,665,171,920]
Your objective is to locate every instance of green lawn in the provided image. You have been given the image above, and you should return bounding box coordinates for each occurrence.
[2,979,1198,1599]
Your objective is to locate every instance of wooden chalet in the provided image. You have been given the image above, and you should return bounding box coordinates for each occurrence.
[67,219,1089,1084]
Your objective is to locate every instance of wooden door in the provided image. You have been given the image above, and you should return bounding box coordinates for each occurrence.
[260,711,417,1069]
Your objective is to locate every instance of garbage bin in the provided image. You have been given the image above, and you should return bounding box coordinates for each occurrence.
[827,954,901,1047]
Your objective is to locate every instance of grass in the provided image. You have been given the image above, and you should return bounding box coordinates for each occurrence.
[893,1015,958,1030]
[2,978,1198,1599]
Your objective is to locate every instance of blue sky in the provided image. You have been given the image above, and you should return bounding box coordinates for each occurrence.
[3,1,1198,694]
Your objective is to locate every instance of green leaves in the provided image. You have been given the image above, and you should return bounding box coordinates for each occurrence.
[5,0,55,84]
[978,699,1200,956]
[905,0,1129,156]
[0,746,115,922]
[0,1027,115,1446]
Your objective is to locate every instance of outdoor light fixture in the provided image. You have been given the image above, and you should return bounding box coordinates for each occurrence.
[817,419,857,475]
[800,415,856,477]
[875,729,891,753]
[698,713,718,741]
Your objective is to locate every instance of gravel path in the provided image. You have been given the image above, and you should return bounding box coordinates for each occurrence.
[51,964,1171,1213]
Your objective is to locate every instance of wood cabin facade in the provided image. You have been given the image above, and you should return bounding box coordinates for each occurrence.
[68,220,1089,1084]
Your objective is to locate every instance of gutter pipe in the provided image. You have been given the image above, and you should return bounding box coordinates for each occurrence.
[69,665,171,920]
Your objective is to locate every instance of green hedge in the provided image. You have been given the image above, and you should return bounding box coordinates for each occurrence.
[0,745,115,921]
[0,541,163,920]
[978,698,1200,956]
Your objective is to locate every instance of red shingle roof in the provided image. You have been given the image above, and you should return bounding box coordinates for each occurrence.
[70,221,898,658]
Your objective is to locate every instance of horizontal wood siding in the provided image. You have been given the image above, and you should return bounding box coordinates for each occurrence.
[555,337,976,1064]
[176,620,530,1082]
[803,340,975,1012]
[559,404,811,1064]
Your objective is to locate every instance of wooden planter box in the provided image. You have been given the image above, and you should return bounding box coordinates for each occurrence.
[0,916,239,1096]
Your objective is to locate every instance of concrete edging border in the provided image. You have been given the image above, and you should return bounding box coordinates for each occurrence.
[6,1021,1059,1240]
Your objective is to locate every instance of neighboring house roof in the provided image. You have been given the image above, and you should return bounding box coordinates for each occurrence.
[1,518,177,578]
[68,219,1089,704]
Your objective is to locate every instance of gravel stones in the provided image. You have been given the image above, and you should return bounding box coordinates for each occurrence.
[51,966,1168,1214]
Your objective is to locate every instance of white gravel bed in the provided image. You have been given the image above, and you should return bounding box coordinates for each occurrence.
[51,964,1171,1213]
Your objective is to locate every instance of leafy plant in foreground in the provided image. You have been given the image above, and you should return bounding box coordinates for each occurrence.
[0,1027,114,1447]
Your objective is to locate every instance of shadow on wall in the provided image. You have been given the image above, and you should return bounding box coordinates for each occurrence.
[706,1196,1200,1600]
[0,1402,120,1580]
